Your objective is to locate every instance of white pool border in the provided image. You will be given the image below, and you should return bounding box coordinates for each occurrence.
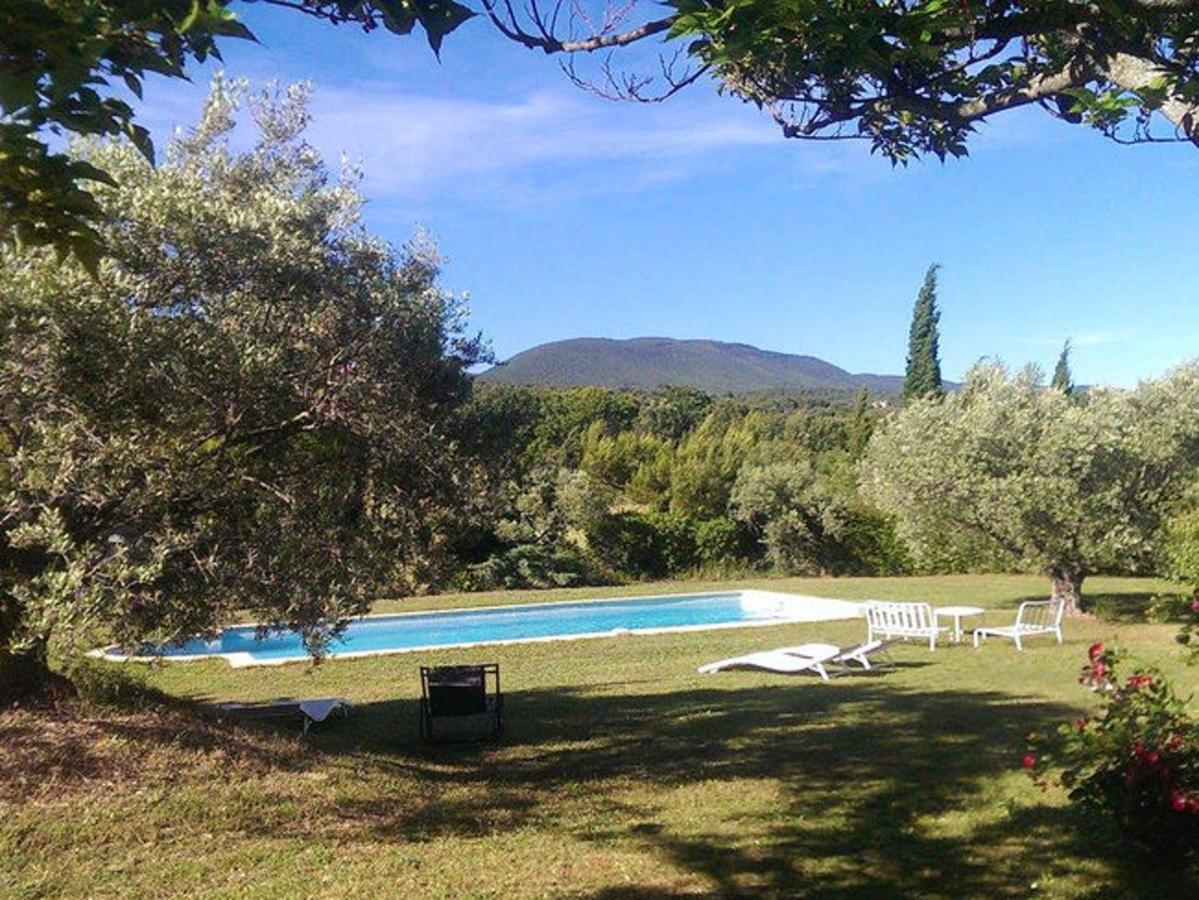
[94,589,865,669]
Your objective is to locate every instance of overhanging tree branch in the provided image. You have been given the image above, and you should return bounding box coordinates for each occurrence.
[470,0,1199,158]
[1101,52,1199,145]
[478,0,673,54]
[1122,0,1199,9]
[6,0,1199,264]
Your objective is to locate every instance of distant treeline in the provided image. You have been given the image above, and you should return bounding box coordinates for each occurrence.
[447,383,907,590]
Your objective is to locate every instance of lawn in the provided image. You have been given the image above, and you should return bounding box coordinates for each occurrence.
[3,574,1197,898]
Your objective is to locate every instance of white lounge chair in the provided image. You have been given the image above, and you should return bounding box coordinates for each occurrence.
[865,601,947,650]
[698,645,841,680]
[829,639,899,671]
[972,599,1065,651]
[777,640,898,673]
[218,697,352,735]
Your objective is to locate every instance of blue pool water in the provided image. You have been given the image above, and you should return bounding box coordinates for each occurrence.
[122,591,843,665]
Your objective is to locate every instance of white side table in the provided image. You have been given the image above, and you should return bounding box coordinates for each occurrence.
[934,606,986,643]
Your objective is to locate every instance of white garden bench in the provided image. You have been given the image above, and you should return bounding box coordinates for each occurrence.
[865,600,946,651]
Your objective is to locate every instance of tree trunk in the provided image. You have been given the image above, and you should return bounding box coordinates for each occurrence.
[0,587,58,702]
[1050,565,1086,616]
[0,636,57,703]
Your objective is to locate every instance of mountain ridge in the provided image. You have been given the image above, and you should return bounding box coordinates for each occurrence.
[478,336,911,395]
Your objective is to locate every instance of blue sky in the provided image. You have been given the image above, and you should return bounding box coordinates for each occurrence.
[135,5,1198,386]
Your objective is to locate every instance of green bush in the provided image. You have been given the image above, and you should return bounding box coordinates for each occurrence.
[839,510,912,576]
[1159,506,1199,655]
[643,511,699,575]
[1163,507,1199,585]
[585,511,712,579]
[1145,593,1196,623]
[61,657,158,709]
[457,544,609,592]
[694,517,742,564]
[585,512,668,579]
[587,512,671,577]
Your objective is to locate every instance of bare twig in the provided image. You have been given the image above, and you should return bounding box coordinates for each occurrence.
[479,0,674,54]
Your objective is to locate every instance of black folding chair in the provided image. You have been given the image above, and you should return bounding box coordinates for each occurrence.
[419,664,503,741]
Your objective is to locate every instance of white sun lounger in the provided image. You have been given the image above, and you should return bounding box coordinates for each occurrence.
[782,640,898,671]
[698,640,898,680]
[698,646,842,680]
[218,697,352,735]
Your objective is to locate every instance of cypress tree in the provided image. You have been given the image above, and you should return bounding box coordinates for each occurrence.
[903,264,944,401]
[848,386,873,457]
[1051,339,1074,394]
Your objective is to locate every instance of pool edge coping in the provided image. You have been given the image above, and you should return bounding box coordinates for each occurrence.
[92,589,866,669]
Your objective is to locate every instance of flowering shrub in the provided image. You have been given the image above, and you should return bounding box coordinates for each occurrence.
[1026,642,1199,857]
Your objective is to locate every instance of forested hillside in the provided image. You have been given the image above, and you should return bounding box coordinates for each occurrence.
[479,337,910,394]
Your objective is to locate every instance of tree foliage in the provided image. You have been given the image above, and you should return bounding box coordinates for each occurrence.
[1,0,474,264]
[635,386,713,441]
[0,79,485,682]
[847,387,874,457]
[2,0,249,268]
[731,460,848,575]
[731,452,907,575]
[458,383,907,585]
[903,263,944,402]
[1052,339,1075,394]
[862,361,1199,612]
[8,0,1199,264]
[481,0,1199,155]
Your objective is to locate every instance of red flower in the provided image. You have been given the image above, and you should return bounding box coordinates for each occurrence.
[1190,597,1199,614]
[1075,716,1088,731]
[1022,753,1037,769]
[1127,674,1154,690]
[1171,790,1188,812]
[1092,661,1106,680]
[1088,641,1104,662]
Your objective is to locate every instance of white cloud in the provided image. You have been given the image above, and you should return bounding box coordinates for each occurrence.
[1031,330,1131,349]
[134,74,848,207]
[303,86,785,199]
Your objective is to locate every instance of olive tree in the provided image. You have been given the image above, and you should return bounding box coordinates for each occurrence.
[0,78,485,695]
[732,453,907,576]
[2,0,473,264]
[861,361,1199,613]
[731,460,853,575]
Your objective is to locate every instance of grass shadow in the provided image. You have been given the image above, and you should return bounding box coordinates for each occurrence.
[1085,592,1161,623]
[1012,590,1174,625]
[0,696,307,802]
[215,675,1194,896]
[12,662,1195,895]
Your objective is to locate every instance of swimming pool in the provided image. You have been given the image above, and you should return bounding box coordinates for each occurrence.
[100,590,863,667]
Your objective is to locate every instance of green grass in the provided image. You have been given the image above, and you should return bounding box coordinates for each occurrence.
[3,574,1197,898]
